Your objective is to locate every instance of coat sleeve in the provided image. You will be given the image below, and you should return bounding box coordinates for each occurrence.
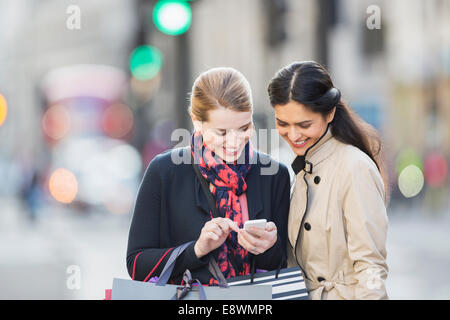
[126,154,208,282]
[341,157,389,299]
[253,163,290,270]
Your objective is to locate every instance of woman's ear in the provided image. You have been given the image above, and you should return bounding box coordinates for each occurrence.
[190,113,203,132]
[326,106,336,124]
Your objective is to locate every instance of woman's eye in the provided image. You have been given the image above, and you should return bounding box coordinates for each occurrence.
[277,122,287,127]
[240,126,250,132]
[217,131,226,136]
[298,124,311,129]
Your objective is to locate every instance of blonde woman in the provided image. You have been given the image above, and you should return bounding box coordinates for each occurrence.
[127,67,290,285]
[268,61,389,300]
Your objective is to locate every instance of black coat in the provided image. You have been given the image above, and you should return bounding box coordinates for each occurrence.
[126,146,291,284]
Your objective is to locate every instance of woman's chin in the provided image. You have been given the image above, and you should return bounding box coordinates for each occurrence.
[221,153,240,163]
[292,150,306,157]
[290,142,310,156]
[217,149,243,163]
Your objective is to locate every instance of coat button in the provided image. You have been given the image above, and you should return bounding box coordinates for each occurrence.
[314,176,321,184]
[304,222,311,231]
[317,277,325,282]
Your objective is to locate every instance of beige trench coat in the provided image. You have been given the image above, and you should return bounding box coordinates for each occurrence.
[287,126,389,300]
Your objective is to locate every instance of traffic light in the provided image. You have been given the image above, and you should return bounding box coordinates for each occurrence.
[129,45,164,81]
[152,0,192,36]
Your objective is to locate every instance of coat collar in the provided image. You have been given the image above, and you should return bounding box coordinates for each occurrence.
[194,156,263,220]
[291,124,337,175]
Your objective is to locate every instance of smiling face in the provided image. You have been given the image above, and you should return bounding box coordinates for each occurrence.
[274,101,335,156]
[192,107,254,163]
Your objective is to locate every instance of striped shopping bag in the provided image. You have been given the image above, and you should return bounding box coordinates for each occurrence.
[226,267,308,300]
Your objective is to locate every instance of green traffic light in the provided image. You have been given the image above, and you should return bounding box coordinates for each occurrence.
[129,45,163,81]
[153,0,192,36]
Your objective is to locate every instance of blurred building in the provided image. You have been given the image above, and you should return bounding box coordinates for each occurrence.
[322,0,450,207]
[0,0,449,213]
[0,0,449,300]
[0,0,143,217]
[0,0,136,154]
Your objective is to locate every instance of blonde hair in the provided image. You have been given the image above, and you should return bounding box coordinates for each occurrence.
[189,67,253,121]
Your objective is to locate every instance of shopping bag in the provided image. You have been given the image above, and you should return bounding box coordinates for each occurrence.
[111,276,271,300]
[227,266,308,300]
[191,160,302,299]
[110,241,272,300]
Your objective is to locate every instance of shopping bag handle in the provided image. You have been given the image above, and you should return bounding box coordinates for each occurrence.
[155,242,208,300]
[208,257,229,288]
[156,241,193,286]
[154,240,229,289]
[171,269,207,300]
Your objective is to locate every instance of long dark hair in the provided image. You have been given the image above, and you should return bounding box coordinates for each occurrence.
[268,61,389,200]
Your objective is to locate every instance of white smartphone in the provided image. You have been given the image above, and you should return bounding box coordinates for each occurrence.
[244,219,267,231]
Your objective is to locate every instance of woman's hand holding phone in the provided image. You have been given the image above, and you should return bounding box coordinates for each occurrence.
[195,217,277,258]
[238,220,277,255]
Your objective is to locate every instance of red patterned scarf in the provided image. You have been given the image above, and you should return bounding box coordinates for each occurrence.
[191,131,254,281]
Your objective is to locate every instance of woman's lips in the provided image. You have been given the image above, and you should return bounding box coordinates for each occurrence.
[223,147,240,156]
[291,138,309,149]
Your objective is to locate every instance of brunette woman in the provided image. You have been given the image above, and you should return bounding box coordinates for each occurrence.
[268,61,389,299]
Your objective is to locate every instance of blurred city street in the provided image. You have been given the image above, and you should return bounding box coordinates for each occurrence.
[1,194,449,300]
[1,0,450,300]
[385,204,450,299]
[0,196,131,299]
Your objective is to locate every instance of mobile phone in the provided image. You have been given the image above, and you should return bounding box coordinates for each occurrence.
[244,219,267,231]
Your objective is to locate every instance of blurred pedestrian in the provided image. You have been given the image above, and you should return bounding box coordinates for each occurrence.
[127,67,290,285]
[268,61,389,300]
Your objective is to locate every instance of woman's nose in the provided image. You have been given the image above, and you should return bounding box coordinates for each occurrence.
[287,126,302,142]
[225,130,244,148]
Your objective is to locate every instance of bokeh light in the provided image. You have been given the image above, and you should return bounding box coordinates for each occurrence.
[398,164,425,198]
[129,45,163,81]
[48,168,78,204]
[41,64,127,103]
[53,137,142,210]
[106,144,142,181]
[396,147,422,174]
[424,152,448,188]
[42,104,71,141]
[103,183,135,215]
[101,103,134,139]
[152,0,192,36]
[130,72,161,100]
[0,94,7,127]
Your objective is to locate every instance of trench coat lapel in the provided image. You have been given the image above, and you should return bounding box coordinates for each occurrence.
[288,126,335,248]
